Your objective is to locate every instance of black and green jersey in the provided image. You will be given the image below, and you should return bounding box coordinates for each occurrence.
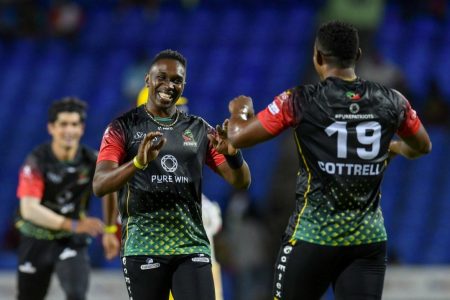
[257,77,421,246]
[98,106,225,256]
[16,143,97,240]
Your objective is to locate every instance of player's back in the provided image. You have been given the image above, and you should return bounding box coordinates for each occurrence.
[286,77,406,245]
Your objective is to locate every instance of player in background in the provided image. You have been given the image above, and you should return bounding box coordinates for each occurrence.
[94,49,250,300]
[16,97,113,300]
[226,21,431,300]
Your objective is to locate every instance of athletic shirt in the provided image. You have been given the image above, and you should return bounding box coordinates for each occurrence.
[16,143,97,239]
[258,77,422,246]
[97,106,226,256]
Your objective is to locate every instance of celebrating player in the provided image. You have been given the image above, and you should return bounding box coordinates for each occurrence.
[226,21,431,300]
[93,49,250,300]
[16,97,111,300]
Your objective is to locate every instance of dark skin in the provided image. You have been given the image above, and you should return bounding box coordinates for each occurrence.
[227,41,432,158]
[95,58,251,260]
[93,58,251,197]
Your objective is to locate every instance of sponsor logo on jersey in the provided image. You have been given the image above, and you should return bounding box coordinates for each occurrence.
[60,203,75,214]
[161,155,178,172]
[268,101,280,115]
[157,126,173,131]
[140,258,160,270]
[59,247,77,260]
[56,190,73,204]
[279,91,290,100]
[182,129,197,147]
[18,262,36,274]
[349,103,360,114]
[191,254,210,263]
[66,166,77,173]
[152,155,189,183]
[133,131,146,140]
[274,245,293,298]
[47,172,62,183]
[23,165,32,177]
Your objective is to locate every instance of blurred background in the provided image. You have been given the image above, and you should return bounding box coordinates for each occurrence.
[0,0,449,299]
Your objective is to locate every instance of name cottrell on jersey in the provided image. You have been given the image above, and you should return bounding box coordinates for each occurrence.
[98,106,226,256]
[257,77,421,246]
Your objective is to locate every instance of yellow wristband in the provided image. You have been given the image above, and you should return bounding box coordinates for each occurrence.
[133,156,147,170]
[104,225,118,234]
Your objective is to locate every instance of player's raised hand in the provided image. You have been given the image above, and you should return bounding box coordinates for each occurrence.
[207,119,238,156]
[136,131,166,166]
[229,95,255,120]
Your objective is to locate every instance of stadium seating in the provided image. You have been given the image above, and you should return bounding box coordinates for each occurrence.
[0,3,449,270]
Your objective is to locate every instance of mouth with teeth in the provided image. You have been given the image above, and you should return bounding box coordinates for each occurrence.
[157,91,175,104]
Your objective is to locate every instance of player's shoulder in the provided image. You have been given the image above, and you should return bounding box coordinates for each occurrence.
[79,144,98,163]
[115,106,145,126]
[364,78,393,93]
[22,143,52,169]
[29,143,52,159]
[183,112,213,128]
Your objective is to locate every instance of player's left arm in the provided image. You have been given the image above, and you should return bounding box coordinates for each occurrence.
[389,125,431,159]
[389,91,432,159]
[207,123,251,190]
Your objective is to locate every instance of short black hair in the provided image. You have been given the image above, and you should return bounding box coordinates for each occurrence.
[48,97,87,123]
[150,49,187,69]
[316,21,359,68]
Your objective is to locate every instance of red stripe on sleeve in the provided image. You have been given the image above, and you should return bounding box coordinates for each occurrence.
[256,91,295,136]
[396,95,422,138]
[17,165,44,199]
[97,122,126,164]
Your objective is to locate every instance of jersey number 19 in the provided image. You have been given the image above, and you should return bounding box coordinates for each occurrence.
[325,121,381,160]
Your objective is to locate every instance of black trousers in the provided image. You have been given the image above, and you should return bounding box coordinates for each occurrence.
[273,240,387,300]
[122,254,215,300]
[17,234,90,300]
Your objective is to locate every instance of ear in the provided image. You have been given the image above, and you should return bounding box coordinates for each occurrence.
[356,48,362,62]
[315,49,324,66]
[144,73,150,87]
[47,123,53,135]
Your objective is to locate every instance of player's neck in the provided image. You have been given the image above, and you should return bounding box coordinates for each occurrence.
[145,103,177,118]
[51,142,78,162]
[323,67,357,81]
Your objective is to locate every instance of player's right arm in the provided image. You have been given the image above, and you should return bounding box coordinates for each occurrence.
[227,92,298,148]
[17,160,103,237]
[20,197,103,236]
[102,192,120,260]
[93,121,166,197]
[389,91,432,159]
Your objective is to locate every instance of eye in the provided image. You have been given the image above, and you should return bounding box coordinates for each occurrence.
[173,79,184,85]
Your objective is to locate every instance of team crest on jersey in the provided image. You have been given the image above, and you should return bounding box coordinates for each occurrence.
[182,129,197,147]
[346,91,361,100]
[77,168,91,185]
